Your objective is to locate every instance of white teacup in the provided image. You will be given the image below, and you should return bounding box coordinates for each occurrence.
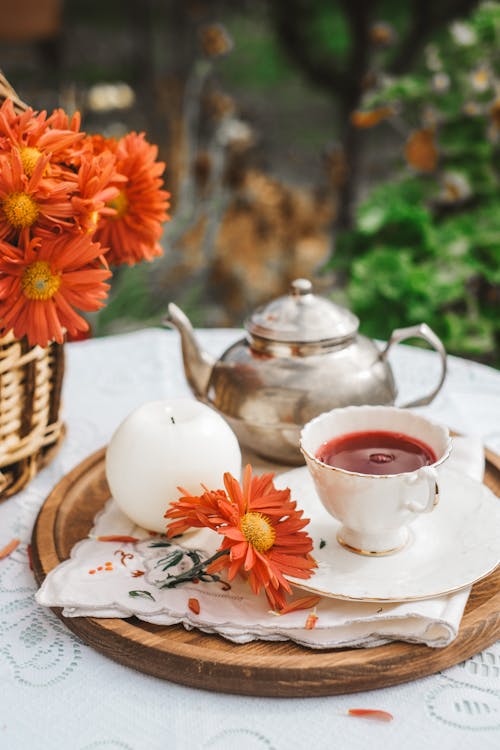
[300,406,452,555]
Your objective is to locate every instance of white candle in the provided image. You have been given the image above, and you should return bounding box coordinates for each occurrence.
[105,399,241,532]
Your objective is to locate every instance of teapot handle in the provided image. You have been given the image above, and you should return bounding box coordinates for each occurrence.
[380,323,447,408]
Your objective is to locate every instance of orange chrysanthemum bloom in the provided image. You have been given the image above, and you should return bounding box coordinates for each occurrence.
[0,99,85,179]
[0,231,111,347]
[165,465,316,610]
[83,133,116,157]
[0,148,75,243]
[46,107,82,131]
[94,132,170,266]
[71,151,125,234]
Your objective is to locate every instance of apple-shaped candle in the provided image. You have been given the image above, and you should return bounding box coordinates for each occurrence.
[105,399,241,532]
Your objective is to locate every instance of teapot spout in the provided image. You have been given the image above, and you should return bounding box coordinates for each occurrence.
[163,303,214,400]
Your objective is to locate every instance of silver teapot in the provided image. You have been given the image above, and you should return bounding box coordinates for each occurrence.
[165,279,447,464]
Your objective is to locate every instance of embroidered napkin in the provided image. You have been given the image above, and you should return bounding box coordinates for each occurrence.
[36,436,485,649]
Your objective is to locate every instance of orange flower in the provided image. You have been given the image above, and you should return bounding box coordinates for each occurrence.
[84,133,117,157]
[166,465,316,610]
[46,107,82,131]
[0,99,173,346]
[0,148,75,243]
[95,132,170,266]
[0,231,111,347]
[404,128,438,172]
[0,99,85,178]
[71,151,125,234]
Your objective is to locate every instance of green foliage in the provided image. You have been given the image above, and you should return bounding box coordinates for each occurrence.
[220,16,292,90]
[308,4,351,58]
[95,264,162,335]
[343,182,497,350]
[334,175,500,364]
[334,178,499,360]
[329,2,500,364]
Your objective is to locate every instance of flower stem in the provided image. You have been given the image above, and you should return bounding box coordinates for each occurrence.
[157,548,229,589]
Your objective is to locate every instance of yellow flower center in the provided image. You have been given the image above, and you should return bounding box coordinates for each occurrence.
[2,192,39,229]
[108,190,129,218]
[240,512,276,553]
[21,261,61,300]
[87,210,100,232]
[19,146,44,177]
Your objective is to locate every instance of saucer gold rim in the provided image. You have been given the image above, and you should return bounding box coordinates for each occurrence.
[336,534,408,557]
[286,562,500,603]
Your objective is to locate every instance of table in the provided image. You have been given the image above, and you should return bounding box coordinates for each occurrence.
[1,328,500,749]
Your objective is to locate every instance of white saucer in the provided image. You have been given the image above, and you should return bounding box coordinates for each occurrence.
[275,466,500,602]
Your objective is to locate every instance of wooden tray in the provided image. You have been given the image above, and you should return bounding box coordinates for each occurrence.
[31,446,500,697]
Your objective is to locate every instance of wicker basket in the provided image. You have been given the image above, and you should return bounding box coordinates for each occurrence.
[0,72,65,498]
[0,332,64,497]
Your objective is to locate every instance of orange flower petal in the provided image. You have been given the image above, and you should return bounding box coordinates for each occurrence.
[305,613,318,630]
[0,538,20,559]
[278,596,321,615]
[348,709,393,722]
[188,597,200,615]
[244,542,256,570]
[230,541,249,559]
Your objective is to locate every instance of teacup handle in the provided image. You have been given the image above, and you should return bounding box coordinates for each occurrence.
[403,465,439,513]
[381,323,447,407]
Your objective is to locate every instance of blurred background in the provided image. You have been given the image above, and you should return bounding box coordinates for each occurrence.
[0,0,499,366]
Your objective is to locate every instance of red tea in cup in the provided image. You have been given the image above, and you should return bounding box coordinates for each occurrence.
[315,430,436,475]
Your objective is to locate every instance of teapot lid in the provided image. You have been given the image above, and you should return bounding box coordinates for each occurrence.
[245,279,359,344]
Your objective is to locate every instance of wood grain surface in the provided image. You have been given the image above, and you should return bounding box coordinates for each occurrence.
[31,446,500,697]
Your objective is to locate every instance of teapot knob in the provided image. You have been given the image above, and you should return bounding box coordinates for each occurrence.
[290,278,313,297]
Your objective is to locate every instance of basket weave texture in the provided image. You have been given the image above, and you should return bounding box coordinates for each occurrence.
[0,72,65,498]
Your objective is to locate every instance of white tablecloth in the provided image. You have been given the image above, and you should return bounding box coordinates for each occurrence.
[1,328,500,749]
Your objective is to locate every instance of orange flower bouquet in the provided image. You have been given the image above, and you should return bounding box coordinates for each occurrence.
[165,464,317,612]
[0,84,169,499]
[0,98,170,347]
